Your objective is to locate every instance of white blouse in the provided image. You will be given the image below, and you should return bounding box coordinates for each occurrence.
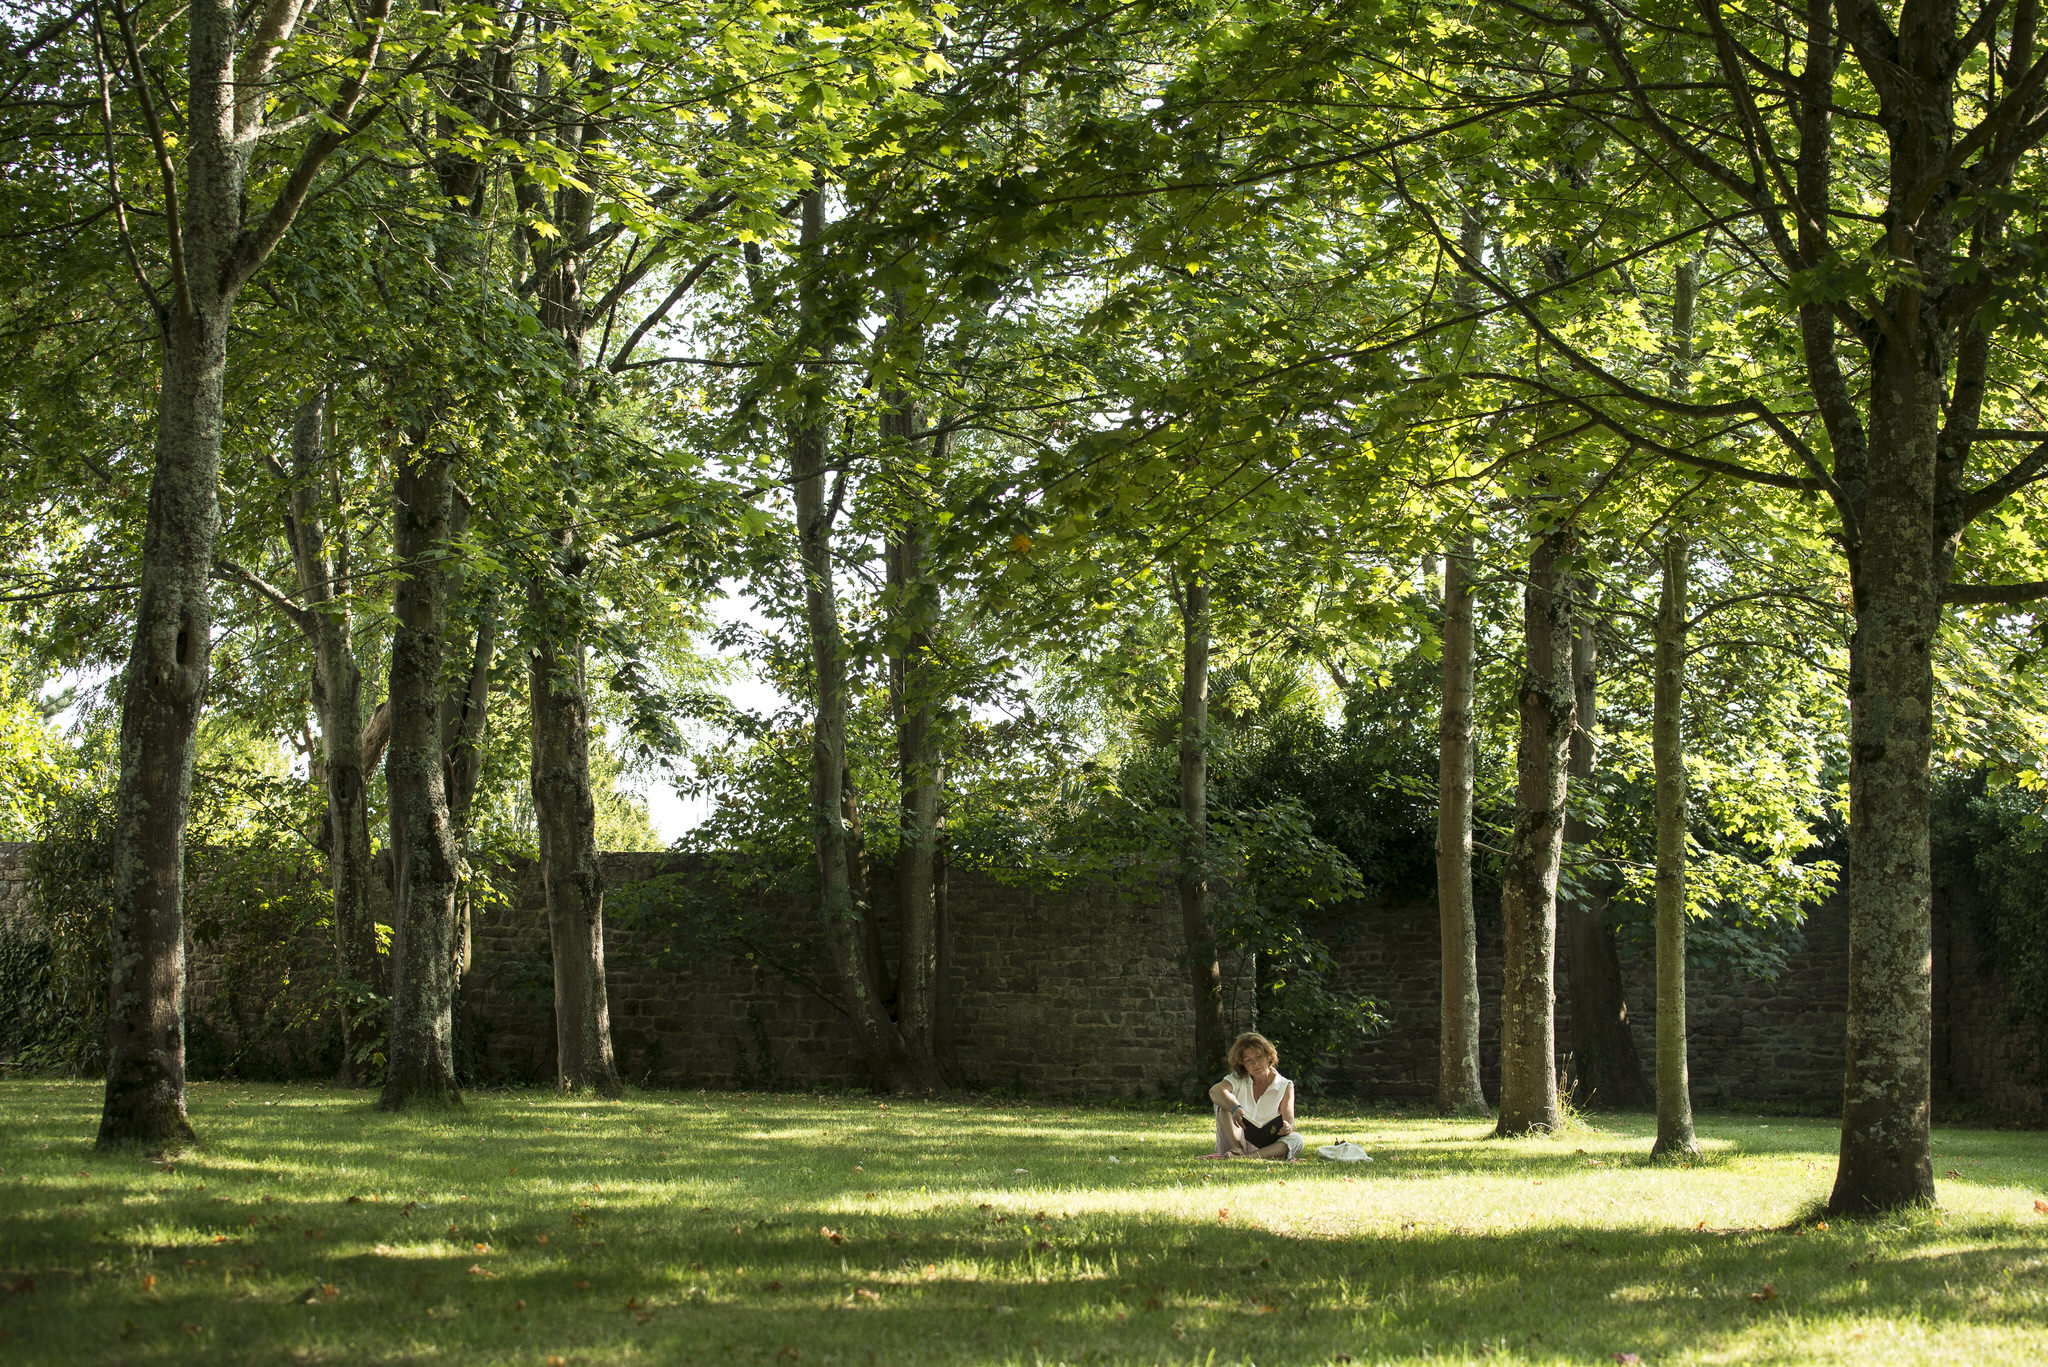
[1226,1070,1292,1127]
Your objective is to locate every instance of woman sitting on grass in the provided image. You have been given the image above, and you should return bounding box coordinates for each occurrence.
[1204,1031,1302,1161]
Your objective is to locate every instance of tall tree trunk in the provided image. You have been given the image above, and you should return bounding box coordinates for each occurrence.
[380,449,463,1111]
[1652,533,1697,1156]
[1563,611,1650,1108]
[1177,571,1227,1084]
[94,0,383,1152]
[787,186,928,1092]
[99,301,224,1149]
[529,566,620,1097]
[1436,541,1488,1116]
[884,373,947,1078]
[281,391,380,1085]
[887,521,942,1043]
[1494,529,1573,1137]
[844,763,894,1008]
[98,0,244,1149]
[1829,403,1943,1212]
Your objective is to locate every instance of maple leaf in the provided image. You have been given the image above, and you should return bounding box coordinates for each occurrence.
[1749,1284,1779,1303]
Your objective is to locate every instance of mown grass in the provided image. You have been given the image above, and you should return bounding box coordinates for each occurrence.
[1,1081,2045,1365]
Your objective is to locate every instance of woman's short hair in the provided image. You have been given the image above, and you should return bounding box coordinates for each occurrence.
[1227,1031,1279,1076]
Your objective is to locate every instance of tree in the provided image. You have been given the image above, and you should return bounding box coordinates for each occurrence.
[84,0,405,1146]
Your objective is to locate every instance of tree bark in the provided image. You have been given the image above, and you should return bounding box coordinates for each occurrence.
[530,572,620,1097]
[1177,570,1228,1084]
[98,0,245,1148]
[1436,542,1488,1116]
[1823,33,1961,1213]
[380,448,463,1111]
[1563,611,1650,1109]
[280,390,380,1086]
[99,299,222,1149]
[1494,529,1573,1137]
[1652,533,1698,1156]
[883,348,948,1080]
[1828,376,1942,1213]
[787,187,929,1092]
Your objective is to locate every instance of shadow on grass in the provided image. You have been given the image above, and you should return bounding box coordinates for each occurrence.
[4,1083,2046,1365]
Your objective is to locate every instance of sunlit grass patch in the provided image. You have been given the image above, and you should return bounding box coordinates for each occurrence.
[0,1080,2044,1364]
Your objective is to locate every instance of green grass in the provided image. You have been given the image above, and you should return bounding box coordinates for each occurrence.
[2,1081,2046,1365]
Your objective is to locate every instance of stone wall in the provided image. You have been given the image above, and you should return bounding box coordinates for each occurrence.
[0,838,2039,1115]
[1316,890,2042,1117]
[459,854,1256,1100]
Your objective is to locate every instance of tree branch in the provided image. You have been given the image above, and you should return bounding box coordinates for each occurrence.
[228,0,402,292]
[109,0,186,320]
[1944,578,2048,606]
[213,557,316,634]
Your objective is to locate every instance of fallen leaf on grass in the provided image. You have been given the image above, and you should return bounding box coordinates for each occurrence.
[142,1274,156,1292]
[778,1348,800,1362]
[1217,1209,1230,1221]
[547,1357,567,1366]
[1034,1240,1052,1252]
[7,1277,33,1295]
[820,1227,846,1245]
[469,1264,495,1278]
[1144,1297,1161,1311]
[514,1299,526,1312]
[854,1288,880,1303]
[473,1242,490,1254]
[765,1281,782,1292]
[2035,1199,2048,1216]
[573,1281,592,1291]
[346,1195,363,1205]
[1335,1357,1353,1364]
[179,1322,202,1335]
[1945,1170,1962,1179]
[1614,1355,1641,1365]
[401,1201,416,1216]
[1750,1284,1779,1303]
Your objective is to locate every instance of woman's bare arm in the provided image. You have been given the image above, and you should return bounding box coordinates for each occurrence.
[1279,1083,1297,1132]
[1208,1078,1241,1111]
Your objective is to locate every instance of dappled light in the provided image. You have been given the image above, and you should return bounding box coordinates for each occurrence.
[4,1082,2046,1364]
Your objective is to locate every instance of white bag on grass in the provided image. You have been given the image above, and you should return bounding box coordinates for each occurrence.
[1317,1141,1372,1162]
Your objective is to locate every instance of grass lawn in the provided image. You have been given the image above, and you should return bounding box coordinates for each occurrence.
[1,1082,2045,1365]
